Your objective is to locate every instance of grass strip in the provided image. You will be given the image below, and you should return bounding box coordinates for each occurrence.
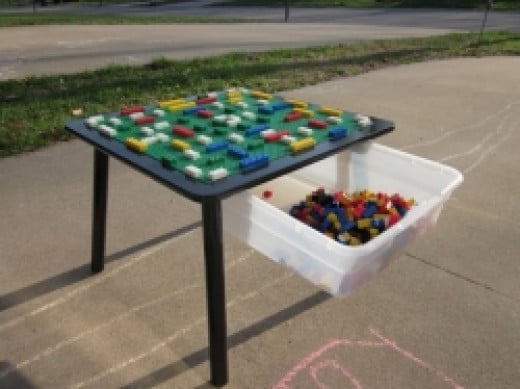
[1,31,519,157]
[212,0,520,11]
[0,12,261,27]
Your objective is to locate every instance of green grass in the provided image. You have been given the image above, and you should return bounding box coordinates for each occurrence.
[1,31,519,157]
[213,0,520,10]
[0,13,260,27]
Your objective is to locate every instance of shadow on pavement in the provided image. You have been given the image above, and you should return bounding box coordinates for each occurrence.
[122,290,331,389]
[0,221,202,312]
[0,361,38,389]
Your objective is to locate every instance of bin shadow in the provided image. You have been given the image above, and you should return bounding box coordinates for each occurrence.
[0,221,201,312]
[0,361,37,389]
[121,291,331,389]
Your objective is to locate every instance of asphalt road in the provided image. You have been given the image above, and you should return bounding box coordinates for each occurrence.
[1,1,519,80]
[85,2,520,31]
[0,23,457,80]
[4,0,520,31]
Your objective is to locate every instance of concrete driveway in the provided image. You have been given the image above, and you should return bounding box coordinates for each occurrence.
[0,56,519,388]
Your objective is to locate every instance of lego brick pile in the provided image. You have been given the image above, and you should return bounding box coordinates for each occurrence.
[289,188,416,246]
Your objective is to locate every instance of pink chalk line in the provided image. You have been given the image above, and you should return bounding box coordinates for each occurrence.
[310,359,363,389]
[273,327,464,389]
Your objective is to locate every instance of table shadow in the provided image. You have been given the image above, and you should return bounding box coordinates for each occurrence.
[0,221,201,312]
[121,291,331,389]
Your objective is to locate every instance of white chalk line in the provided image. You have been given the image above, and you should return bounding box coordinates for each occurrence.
[69,271,293,389]
[463,119,518,174]
[0,229,198,334]
[439,113,512,163]
[401,100,520,151]
[446,201,520,229]
[0,248,256,381]
[0,285,198,380]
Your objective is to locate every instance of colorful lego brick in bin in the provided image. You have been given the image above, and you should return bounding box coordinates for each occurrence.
[288,188,416,245]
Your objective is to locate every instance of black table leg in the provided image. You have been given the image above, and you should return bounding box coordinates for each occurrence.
[202,198,228,387]
[92,148,109,274]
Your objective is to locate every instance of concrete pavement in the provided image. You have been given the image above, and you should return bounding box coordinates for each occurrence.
[1,56,519,388]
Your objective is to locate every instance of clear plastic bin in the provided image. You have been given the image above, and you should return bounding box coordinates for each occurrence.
[222,142,463,297]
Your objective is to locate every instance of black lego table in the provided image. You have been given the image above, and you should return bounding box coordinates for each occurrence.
[65,89,394,386]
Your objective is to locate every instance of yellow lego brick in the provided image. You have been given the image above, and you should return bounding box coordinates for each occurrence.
[367,195,377,203]
[293,108,314,118]
[338,232,351,243]
[251,90,273,100]
[388,207,399,216]
[319,106,342,117]
[165,101,196,112]
[357,218,372,229]
[359,189,373,199]
[305,215,318,227]
[158,98,185,108]
[369,228,379,237]
[285,99,308,109]
[125,137,147,153]
[171,139,191,151]
[289,137,316,154]
[327,213,339,223]
[349,237,361,246]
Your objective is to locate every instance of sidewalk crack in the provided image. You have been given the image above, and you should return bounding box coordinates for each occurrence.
[404,252,520,304]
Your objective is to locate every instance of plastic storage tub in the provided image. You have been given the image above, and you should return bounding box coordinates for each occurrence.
[222,142,463,297]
